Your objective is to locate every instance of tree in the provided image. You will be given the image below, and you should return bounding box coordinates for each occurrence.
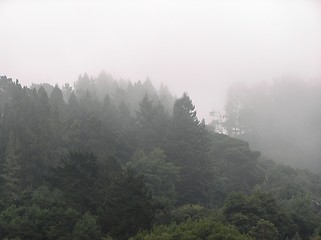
[50,85,65,120]
[1,131,21,202]
[130,217,252,240]
[71,212,101,240]
[250,219,279,240]
[223,79,321,171]
[167,93,213,205]
[0,186,81,240]
[24,86,53,185]
[61,83,73,102]
[210,135,263,196]
[104,169,154,240]
[158,83,175,115]
[223,191,297,239]
[135,95,170,151]
[94,71,115,101]
[51,152,99,212]
[74,73,95,100]
[137,94,154,128]
[127,148,179,223]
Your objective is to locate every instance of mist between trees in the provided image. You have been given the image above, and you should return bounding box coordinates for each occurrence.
[1,73,321,240]
[218,78,321,172]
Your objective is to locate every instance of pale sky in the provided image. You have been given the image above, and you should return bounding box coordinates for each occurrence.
[1,0,321,121]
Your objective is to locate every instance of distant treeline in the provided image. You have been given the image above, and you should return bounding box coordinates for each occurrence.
[0,74,321,239]
[223,78,321,171]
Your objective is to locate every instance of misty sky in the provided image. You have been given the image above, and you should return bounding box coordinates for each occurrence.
[1,0,321,121]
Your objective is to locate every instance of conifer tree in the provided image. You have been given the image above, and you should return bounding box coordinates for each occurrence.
[1,131,21,202]
[169,93,213,205]
[50,84,65,120]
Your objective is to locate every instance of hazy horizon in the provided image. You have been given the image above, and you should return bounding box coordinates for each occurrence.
[1,0,321,121]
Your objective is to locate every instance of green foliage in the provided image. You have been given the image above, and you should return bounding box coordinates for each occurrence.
[0,186,80,240]
[1,131,21,202]
[223,191,297,239]
[167,93,214,205]
[127,148,179,208]
[169,204,212,224]
[104,169,154,240]
[72,212,101,240]
[51,152,99,212]
[250,219,279,240]
[1,75,321,239]
[50,84,65,119]
[257,158,321,239]
[258,158,321,201]
[130,218,252,240]
[209,134,263,206]
[286,195,320,239]
[136,95,170,151]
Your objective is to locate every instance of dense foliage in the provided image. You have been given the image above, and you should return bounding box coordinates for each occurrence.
[130,218,252,240]
[1,74,321,239]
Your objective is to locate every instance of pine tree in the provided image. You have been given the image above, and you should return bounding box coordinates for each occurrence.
[168,93,213,205]
[136,94,154,150]
[68,91,80,119]
[1,131,21,202]
[50,84,65,120]
[137,94,154,127]
[51,152,99,212]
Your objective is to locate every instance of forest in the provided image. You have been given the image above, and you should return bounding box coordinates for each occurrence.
[1,73,321,240]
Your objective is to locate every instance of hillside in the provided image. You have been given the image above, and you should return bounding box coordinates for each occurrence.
[1,75,321,239]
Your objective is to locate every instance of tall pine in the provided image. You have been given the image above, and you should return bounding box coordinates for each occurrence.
[1,131,21,202]
[168,93,213,205]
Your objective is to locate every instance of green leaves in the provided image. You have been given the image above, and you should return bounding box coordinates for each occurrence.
[127,148,179,207]
[72,212,101,240]
[104,169,154,240]
[223,191,298,239]
[130,218,252,240]
[1,74,321,239]
[250,219,279,240]
[51,152,99,212]
[1,131,22,203]
[0,186,79,240]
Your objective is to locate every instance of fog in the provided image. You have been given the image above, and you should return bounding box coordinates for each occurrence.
[1,0,321,120]
[223,78,321,171]
[3,1,321,237]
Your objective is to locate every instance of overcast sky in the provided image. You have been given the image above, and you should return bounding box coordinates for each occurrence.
[1,0,321,121]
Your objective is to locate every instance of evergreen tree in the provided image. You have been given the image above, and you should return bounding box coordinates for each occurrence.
[136,94,155,150]
[1,131,21,202]
[94,71,115,101]
[67,91,80,119]
[51,152,99,212]
[158,83,175,115]
[168,93,213,205]
[104,169,154,240]
[61,83,73,102]
[74,73,95,100]
[127,148,179,214]
[50,84,65,120]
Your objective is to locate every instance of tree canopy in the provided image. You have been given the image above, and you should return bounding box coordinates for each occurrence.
[0,74,321,239]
